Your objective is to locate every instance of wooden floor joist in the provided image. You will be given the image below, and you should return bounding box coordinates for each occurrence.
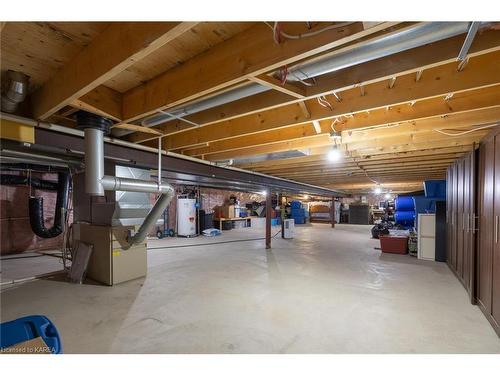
[126,27,500,144]
[159,51,500,151]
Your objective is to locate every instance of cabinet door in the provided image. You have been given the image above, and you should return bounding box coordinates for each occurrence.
[446,167,453,263]
[457,158,465,278]
[451,162,458,270]
[478,141,494,313]
[492,135,500,324]
[463,154,471,289]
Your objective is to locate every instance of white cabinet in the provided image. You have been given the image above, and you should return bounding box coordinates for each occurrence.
[418,213,436,261]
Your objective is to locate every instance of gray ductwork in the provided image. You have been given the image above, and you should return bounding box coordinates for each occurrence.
[76,111,175,246]
[117,22,473,135]
[1,70,30,113]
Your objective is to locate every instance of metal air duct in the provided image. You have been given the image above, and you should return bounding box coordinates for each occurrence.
[76,111,175,246]
[118,22,472,136]
[1,70,30,113]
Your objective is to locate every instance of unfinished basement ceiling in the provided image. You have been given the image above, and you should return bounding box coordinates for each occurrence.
[1,21,499,194]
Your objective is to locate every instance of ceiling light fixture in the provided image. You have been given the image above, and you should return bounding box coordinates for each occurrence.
[327,145,342,162]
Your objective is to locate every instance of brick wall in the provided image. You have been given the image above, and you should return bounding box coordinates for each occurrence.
[1,171,71,255]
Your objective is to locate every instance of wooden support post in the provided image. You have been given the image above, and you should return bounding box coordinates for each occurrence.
[266,188,272,249]
[331,196,336,228]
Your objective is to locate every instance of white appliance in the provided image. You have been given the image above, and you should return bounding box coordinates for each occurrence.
[283,219,295,239]
[417,213,436,261]
[177,196,197,236]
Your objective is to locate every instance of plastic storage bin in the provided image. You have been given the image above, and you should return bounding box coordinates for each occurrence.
[380,235,408,254]
[0,315,62,354]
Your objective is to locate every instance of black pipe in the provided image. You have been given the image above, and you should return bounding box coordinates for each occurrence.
[28,172,71,238]
[1,174,59,190]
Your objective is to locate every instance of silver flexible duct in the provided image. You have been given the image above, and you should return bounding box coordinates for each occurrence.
[117,22,472,136]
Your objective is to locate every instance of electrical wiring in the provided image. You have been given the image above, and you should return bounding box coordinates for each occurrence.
[433,123,499,136]
[317,95,334,111]
[264,21,356,41]
[279,65,288,85]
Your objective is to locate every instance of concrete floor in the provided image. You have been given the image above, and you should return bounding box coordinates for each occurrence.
[1,224,499,353]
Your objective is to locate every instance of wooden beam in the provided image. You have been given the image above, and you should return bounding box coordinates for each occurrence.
[249,74,306,98]
[121,22,395,122]
[273,162,455,178]
[254,153,466,174]
[126,28,500,144]
[31,22,198,120]
[238,145,473,170]
[179,90,500,156]
[111,123,163,135]
[199,107,497,160]
[70,85,122,121]
[161,51,500,151]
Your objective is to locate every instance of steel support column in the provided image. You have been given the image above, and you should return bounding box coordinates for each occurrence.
[331,196,336,228]
[266,188,272,249]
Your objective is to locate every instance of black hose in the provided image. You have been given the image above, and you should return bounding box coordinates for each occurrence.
[0,174,59,190]
[29,172,71,238]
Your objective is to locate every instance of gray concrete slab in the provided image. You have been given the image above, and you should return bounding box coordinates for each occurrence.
[1,224,499,353]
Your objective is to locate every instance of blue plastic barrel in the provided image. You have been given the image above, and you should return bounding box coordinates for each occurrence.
[0,315,62,354]
[395,196,415,211]
[394,211,416,225]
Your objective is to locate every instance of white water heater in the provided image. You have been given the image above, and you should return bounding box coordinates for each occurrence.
[283,219,295,239]
[177,196,196,236]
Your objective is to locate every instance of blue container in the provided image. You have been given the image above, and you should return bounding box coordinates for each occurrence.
[290,201,302,209]
[271,218,280,226]
[291,208,305,217]
[294,217,306,225]
[395,196,415,211]
[0,315,62,354]
[394,211,416,226]
[424,180,446,199]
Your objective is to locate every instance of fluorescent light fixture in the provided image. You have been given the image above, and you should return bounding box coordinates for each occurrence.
[385,193,392,199]
[261,190,267,196]
[374,187,382,194]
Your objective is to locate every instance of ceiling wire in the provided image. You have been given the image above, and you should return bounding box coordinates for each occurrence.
[345,149,379,185]
[433,123,498,136]
[264,22,356,41]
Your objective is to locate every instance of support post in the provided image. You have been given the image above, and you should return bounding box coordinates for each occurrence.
[266,188,272,249]
[331,196,336,228]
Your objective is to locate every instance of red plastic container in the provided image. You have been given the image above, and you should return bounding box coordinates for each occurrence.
[379,235,408,254]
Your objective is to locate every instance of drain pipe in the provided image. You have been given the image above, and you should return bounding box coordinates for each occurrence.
[76,111,175,246]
